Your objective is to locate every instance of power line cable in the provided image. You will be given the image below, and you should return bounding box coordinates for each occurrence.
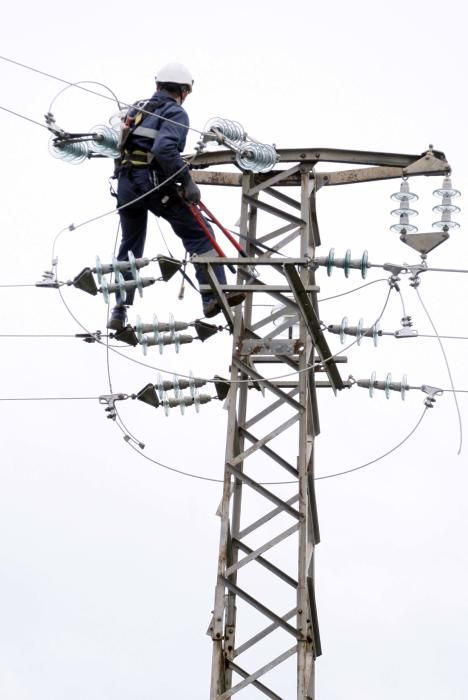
[5,331,468,342]
[415,286,463,455]
[48,80,122,113]
[315,407,428,481]
[0,396,98,401]
[319,278,388,302]
[397,287,408,318]
[0,283,39,288]
[0,388,466,404]
[121,404,430,485]
[0,103,50,130]
[419,334,468,341]
[51,162,192,261]
[125,440,224,484]
[0,54,206,137]
[425,266,468,274]
[0,334,101,338]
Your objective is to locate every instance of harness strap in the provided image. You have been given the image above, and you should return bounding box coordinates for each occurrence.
[133,125,159,139]
[121,149,153,167]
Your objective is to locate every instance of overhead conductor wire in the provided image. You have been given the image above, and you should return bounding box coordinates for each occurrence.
[0,104,50,130]
[0,54,207,136]
[0,397,430,484]
[315,407,428,481]
[415,287,463,455]
[319,277,388,302]
[0,396,98,401]
[113,401,431,485]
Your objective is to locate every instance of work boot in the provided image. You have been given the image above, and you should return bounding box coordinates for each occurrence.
[203,291,246,318]
[107,304,128,331]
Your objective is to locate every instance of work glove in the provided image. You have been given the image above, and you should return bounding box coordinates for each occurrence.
[182,177,201,204]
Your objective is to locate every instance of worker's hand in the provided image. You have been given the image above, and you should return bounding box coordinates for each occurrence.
[182,178,201,204]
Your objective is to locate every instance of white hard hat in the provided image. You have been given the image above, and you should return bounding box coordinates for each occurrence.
[156,63,194,90]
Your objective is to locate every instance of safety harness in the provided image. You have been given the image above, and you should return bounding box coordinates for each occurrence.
[118,99,160,167]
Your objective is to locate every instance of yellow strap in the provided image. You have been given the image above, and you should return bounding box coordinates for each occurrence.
[124,149,147,157]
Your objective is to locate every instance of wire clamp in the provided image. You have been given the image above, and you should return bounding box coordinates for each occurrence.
[388,274,401,291]
[36,269,60,288]
[383,262,407,275]
[394,327,418,339]
[44,111,66,136]
[421,384,443,408]
[99,393,129,420]
[75,331,102,343]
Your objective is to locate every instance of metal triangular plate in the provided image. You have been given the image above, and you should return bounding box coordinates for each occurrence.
[157,256,182,281]
[114,325,139,346]
[72,267,98,295]
[400,231,449,255]
[195,320,219,342]
[136,383,160,408]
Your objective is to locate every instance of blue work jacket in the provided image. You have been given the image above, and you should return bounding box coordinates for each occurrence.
[126,89,191,184]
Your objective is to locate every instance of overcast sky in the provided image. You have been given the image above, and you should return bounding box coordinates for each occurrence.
[1,1,468,699]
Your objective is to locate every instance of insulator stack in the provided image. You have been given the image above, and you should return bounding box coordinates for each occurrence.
[135,314,193,355]
[205,117,247,145]
[235,142,278,173]
[127,251,149,298]
[315,248,369,278]
[154,371,206,399]
[136,375,211,415]
[138,332,193,356]
[96,252,154,303]
[94,254,150,284]
[203,117,278,173]
[328,318,380,346]
[100,273,155,304]
[49,137,89,164]
[357,372,409,400]
[432,175,461,230]
[161,391,212,416]
[390,179,419,232]
[135,313,189,336]
[90,124,120,158]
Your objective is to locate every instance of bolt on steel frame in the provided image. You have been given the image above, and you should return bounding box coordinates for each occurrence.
[191,146,449,700]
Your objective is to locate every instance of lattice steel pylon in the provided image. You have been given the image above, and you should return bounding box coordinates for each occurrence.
[191,146,449,699]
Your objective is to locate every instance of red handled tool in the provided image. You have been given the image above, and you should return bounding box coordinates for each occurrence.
[188,202,237,273]
[196,201,248,258]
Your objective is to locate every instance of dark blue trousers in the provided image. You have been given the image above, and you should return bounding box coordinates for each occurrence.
[116,168,227,305]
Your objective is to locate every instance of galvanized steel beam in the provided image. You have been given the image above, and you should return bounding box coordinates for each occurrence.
[208,148,448,699]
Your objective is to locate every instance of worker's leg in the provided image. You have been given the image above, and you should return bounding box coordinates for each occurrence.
[155,197,227,306]
[116,170,149,260]
[115,169,150,306]
[108,169,150,329]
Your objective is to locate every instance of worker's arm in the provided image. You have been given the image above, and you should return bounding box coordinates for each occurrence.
[151,104,191,184]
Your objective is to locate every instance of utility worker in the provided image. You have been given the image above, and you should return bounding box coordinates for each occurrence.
[108,62,245,331]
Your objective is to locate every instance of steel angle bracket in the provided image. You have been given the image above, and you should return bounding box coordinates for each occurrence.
[282,264,343,393]
[315,150,450,190]
[403,150,449,177]
[204,264,235,330]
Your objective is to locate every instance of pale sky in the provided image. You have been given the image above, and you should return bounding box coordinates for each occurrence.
[1,1,468,699]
